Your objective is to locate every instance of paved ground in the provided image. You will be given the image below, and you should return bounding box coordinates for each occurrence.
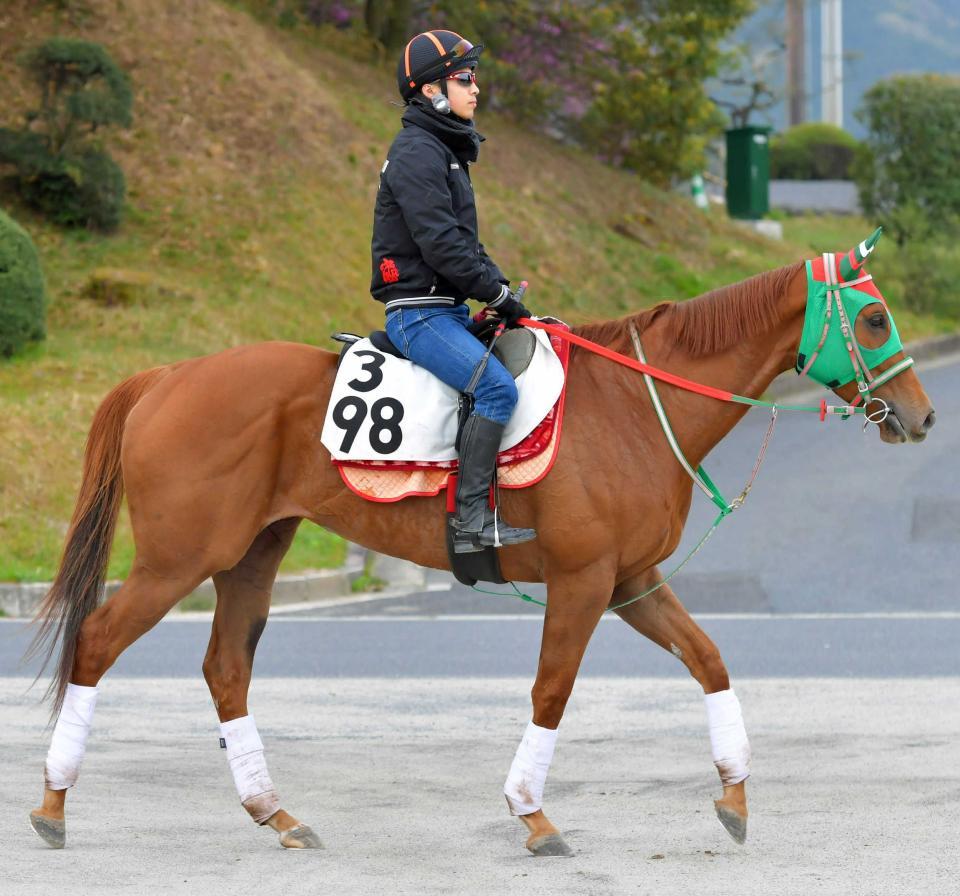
[2,678,957,896]
[769,180,860,214]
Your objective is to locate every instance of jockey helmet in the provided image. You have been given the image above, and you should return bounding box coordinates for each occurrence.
[397,30,484,102]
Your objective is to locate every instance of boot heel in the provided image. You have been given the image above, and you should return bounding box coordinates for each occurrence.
[453,533,484,554]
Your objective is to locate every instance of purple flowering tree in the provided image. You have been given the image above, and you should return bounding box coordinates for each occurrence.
[297,0,753,184]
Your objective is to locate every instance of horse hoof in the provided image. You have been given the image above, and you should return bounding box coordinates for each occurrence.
[30,812,66,849]
[526,832,573,857]
[279,824,324,849]
[714,802,747,844]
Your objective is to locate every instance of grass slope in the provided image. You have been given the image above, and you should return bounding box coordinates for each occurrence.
[0,0,943,582]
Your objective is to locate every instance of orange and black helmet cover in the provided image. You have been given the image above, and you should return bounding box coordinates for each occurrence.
[397,30,484,102]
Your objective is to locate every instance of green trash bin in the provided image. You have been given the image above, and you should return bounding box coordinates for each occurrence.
[725,126,771,219]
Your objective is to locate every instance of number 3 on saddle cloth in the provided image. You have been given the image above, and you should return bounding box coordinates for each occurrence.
[321,321,572,583]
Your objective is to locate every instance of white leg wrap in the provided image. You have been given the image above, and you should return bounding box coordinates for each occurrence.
[45,683,98,790]
[704,689,751,786]
[219,715,280,824]
[503,721,558,816]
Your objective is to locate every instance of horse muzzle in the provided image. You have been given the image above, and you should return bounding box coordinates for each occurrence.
[876,400,936,444]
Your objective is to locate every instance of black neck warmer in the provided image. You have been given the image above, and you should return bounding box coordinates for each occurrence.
[402,98,484,165]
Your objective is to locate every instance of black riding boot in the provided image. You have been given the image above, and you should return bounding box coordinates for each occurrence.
[452,414,537,554]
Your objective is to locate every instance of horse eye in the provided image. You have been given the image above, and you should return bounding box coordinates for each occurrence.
[870,314,886,328]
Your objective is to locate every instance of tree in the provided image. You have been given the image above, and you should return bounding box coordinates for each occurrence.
[855,74,960,245]
[424,0,753,185]
[711,46,779,129]
[363,0,414,50]
[0,38,132,230]
[19,37,133,155]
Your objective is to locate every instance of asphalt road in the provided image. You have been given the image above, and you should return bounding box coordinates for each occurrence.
[2,611,959,679]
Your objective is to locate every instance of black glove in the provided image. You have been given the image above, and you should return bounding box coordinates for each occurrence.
[487,285,531,329]
[501,296,531,328]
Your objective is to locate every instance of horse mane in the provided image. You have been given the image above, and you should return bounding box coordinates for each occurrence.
[575,261,805,358]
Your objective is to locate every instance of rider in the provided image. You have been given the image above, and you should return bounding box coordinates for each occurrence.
[371,29,537,554]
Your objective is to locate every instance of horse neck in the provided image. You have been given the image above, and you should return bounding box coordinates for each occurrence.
[628,265,808,468]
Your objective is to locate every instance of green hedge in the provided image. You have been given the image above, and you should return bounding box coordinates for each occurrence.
[0,208,46,357]
[770,123,860,180]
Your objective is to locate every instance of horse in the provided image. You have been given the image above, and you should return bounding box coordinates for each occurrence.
[27,242,935,855]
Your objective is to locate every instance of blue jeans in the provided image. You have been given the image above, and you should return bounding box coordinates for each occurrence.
[385,305,518,425]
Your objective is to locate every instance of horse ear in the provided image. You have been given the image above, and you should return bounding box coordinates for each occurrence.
[839,226,883,281]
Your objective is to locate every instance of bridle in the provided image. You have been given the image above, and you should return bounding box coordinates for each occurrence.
[796,252,915,425]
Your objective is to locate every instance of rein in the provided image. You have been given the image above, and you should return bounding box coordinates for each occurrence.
[474,304,910,612]
[521,317,866,420]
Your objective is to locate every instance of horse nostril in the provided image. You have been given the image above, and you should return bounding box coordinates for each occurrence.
[923,410,936,432]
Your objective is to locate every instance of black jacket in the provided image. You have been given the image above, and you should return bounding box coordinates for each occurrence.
[370,100,508,313]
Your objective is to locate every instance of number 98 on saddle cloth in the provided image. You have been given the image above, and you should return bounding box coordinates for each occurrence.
[323,326,564,462]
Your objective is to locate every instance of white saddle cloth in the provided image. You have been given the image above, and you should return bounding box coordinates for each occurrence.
[321,328,565,462]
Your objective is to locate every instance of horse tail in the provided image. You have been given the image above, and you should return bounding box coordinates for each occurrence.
[27,366,168,717]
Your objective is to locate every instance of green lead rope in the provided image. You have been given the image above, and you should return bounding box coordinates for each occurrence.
[472,507,727,612]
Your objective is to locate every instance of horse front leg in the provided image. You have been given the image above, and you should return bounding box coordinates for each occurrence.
[504,562,615,857]
[613,571,750,844]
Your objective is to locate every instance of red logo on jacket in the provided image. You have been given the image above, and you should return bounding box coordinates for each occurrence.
[379,258,400,284]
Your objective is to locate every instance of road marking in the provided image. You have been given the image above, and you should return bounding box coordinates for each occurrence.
[3,610,959,626]
[8,610,960,624]
[258,611,960,623]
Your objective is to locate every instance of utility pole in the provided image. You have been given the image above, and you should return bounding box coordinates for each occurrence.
[820,0,843,126]
[786,0,806,125]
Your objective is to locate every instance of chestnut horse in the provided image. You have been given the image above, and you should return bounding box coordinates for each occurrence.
[28,251,934,854]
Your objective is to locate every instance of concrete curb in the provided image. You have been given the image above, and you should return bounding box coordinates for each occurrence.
[0,548,367,620]
[766,332,960,400]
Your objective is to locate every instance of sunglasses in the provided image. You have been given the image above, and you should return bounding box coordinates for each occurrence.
[445,70,477,86]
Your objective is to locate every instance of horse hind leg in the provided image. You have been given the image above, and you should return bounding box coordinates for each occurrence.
[201,518,321,850]
[612,573,749,844]
[30,563,206,848]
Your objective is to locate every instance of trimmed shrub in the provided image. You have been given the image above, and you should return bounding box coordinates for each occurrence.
[0,208,46,358]
[17,146,126,231]
[855,74,960,244]
[770,123,860,180]
[18,38,133,152]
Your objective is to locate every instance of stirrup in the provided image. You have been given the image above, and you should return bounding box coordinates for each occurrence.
[452,514,537,554]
